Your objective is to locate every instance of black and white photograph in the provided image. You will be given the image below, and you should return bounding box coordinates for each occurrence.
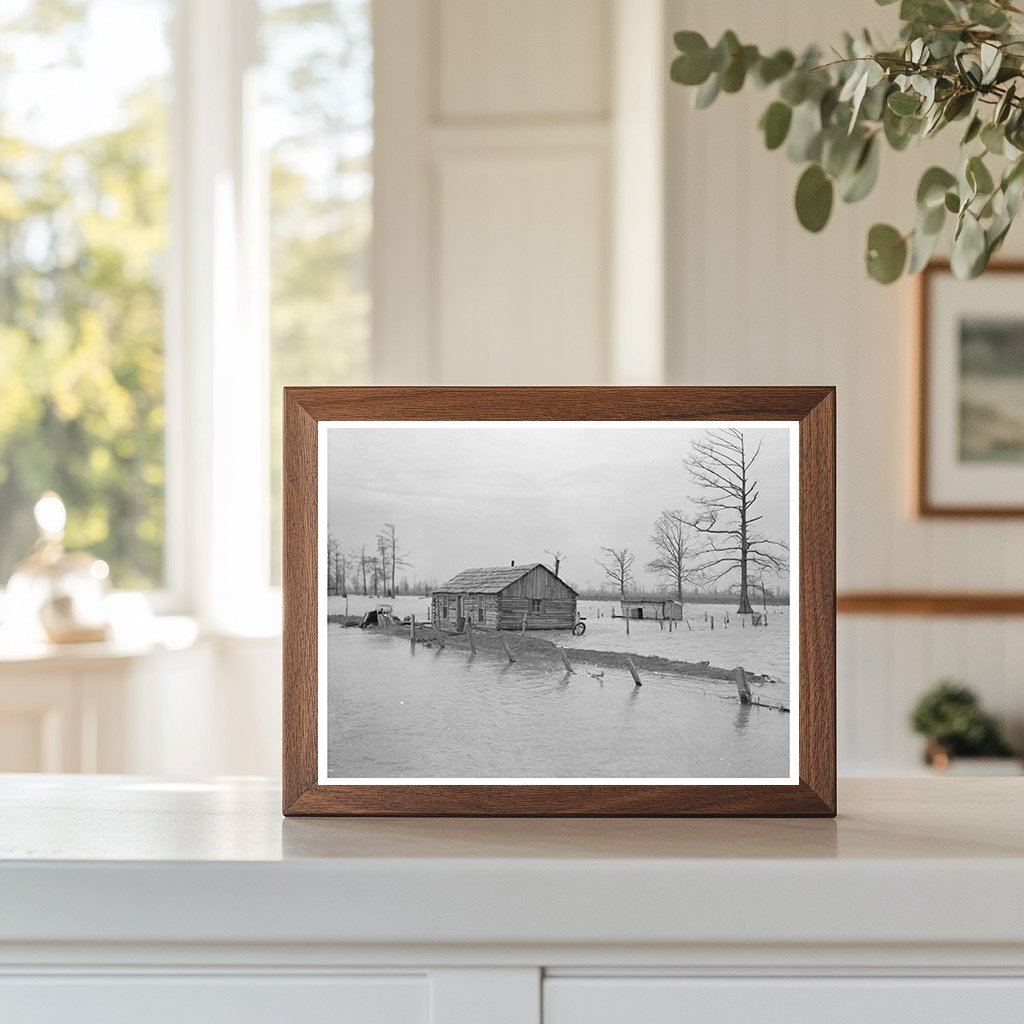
[318,421,798,785]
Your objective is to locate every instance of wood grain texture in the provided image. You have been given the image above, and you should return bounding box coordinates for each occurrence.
[916,260,1024,518]
[282,387,836,817]
[838,592,1024,616]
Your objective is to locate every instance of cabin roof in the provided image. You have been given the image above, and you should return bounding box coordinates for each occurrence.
[435,563,577,595]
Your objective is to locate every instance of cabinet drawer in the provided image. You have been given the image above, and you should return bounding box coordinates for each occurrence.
[544,977,1024,1024]
[0,974,427,1024]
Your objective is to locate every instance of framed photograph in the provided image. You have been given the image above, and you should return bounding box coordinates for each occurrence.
[283,387,835,816]
[918,261,1024,516]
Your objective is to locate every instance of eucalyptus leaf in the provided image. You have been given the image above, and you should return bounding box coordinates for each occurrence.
[694,73,721,109]
[866,223,908,283]
[842,137,881,203]
[951,211,987,278]
[888,90,921,115]
[917,166,957,210]
[754,49,795,87]
[760,101,793,150]
[795,164,834,232]
[967,154,995,195]
[908,221,942,273]
[787,101,823,162]
[981,121,1006,155]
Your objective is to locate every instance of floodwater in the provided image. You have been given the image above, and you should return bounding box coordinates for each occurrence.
[328,595,793,683]
[326,626,790,780]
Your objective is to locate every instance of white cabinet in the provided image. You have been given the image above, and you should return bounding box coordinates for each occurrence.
[544,977,1024,1024]
[2,778,1023,1024]
[1,975,428,1024]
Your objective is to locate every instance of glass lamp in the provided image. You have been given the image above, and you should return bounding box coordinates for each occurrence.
[5,493,111,644]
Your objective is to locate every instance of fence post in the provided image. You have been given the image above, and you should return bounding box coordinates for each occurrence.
[626,657,642,687]
[733,666,752,705]
[500,635,516,663]
[466,617,477,654]
[410,614,416,648]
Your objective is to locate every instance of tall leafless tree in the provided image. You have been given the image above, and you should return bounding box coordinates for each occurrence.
[681,428,788,614]
[379,522,410,596]
[647,510,697,600]
[597,546,635,600]
[359,544,371,595]
[544,548,565,577]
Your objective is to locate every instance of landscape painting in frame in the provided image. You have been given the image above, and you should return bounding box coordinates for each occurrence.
[317,421,799,786]
[920,262,1024,515]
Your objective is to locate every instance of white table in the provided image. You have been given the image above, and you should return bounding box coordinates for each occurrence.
[1,776,1023,1023]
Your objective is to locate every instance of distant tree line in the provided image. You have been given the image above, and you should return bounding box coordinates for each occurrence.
[326,522,414,598]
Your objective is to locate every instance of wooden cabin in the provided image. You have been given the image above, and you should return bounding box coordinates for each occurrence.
[432,563,578,631]
[619,598,684,621]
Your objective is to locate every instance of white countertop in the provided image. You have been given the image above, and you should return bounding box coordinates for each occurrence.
[2,776,1023,951]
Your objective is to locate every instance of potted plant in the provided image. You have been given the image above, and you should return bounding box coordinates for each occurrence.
[670,0,1024,283]
[909,680,1019,772]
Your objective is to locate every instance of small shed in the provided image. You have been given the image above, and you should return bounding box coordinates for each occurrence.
[619,598,684,621]
[432,563,578,631]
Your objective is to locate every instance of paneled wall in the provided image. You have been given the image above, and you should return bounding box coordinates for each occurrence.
[665,0,1024,772]
[375,0,616,385]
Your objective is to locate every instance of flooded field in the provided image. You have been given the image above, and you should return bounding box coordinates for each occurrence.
[326,625,790,780]
[327,594,792,683]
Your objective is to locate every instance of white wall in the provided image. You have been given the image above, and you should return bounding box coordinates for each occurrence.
[665,0,1024,771]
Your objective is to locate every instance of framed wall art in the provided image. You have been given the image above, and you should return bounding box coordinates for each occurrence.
[918,261,1024,517]
[283,387,836,816]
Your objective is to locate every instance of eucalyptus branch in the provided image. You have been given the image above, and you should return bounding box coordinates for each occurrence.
[670,0,1024,283]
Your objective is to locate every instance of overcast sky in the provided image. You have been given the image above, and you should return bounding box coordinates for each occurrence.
[327,424,792,593]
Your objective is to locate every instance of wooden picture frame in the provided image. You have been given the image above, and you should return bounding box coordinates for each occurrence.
[283,387,836,817]
[917,260,1024,517]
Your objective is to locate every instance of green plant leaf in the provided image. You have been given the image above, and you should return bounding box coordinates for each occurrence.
[760,101,792,150]
[842,137,880,203]
[967,154,995,196]
[795,164,834,232]
[951,212,987,278]
[888,90,921,115]
[710,30,740,73]
[754,49,795,87]
[917,166,957,210]
[944,190,960,213]
[694,73,721,109]
[671,32,713,86]
[981,121,1005,155]
[866,223,907,283]
[787,101,823,162]
[908,221,942,273]
[779,73,807,106]
[962,115,983,145]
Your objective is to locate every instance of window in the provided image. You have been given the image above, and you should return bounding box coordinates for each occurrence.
[0,0,373,621]
[0,0,172,589]
[262,0,372,581]
[530,599,542,613]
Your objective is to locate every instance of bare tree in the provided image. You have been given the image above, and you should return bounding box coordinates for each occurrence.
[358,544,371,595]
[681,428,788,615]
[647,510,697,600]
[544,548,565,577]
[597,546,635,600]
[380,522,411,596]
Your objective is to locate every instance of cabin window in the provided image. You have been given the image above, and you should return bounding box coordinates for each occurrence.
[530,599,542,613]
[478,605,485,623]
